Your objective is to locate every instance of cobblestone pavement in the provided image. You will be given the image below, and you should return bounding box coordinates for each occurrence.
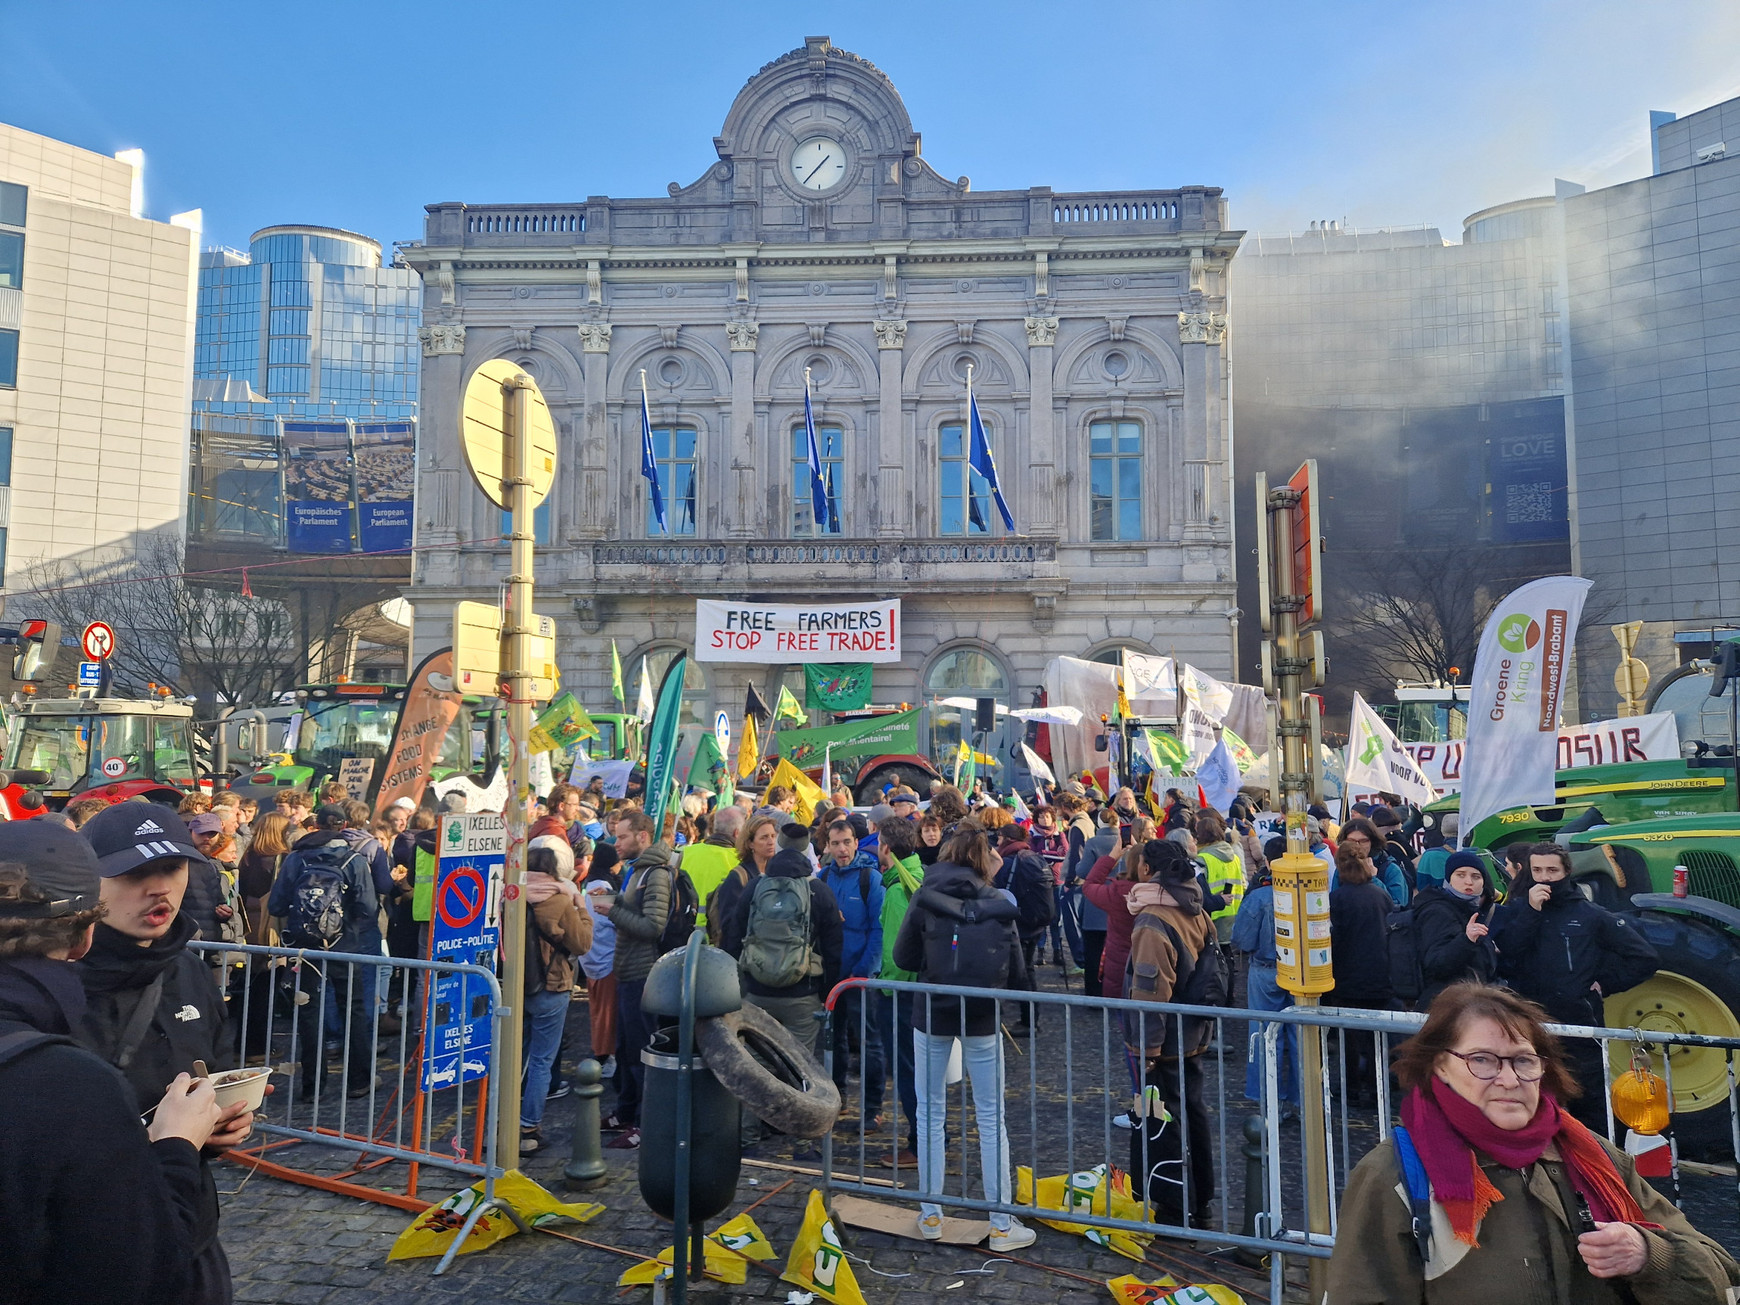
[218,960,1738,1304]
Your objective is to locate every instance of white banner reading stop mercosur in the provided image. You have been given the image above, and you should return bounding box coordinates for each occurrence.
[1458,576,1592,845]
[694,598,901,664]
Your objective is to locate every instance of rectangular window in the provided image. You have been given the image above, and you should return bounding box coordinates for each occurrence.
[646,426,698,536]
[790,424,844,535]
[0,426,11,485]
[0,329,16,388]
[0,182,24,229]
[0,231,21,289]
[0,526,10,587]
[500,500,552,545]
[939,423,993,536]
[1089,420,1142,540]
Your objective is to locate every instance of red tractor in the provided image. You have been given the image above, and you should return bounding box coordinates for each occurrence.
[0,694,202,817]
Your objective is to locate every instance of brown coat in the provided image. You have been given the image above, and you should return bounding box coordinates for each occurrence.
[1123,893,1218,1058]
[529,887,592,993]
[1325,1134,1740,1304]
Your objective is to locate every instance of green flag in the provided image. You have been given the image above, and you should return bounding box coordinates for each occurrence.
[643,654,688,838]
[775,708,922,771]
[803,662,872,711]
[528,691,600,754]
[774,684,807,727]
[687,733,726,794]
[1147,728,1190,772]
[610,639,625,705]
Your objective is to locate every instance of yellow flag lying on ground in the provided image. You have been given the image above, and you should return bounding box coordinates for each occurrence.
[712,1210,778,1261]
[386,1171,605,1261]
[1016,1164,1152,1262]
[616,1211,779,1288]
[781,1189,867,1305]
[1106,1278,1246,1305]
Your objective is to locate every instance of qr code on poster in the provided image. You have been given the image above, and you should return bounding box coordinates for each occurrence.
[1505,481,1555,523]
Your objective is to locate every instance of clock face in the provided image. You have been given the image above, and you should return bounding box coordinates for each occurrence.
[791,137,847,192]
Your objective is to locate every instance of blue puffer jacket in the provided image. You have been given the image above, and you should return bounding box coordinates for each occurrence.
[818,851,885,979]
[1372,852,1410,908]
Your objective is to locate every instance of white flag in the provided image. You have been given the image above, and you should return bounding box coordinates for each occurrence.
[1459,576,1592,846]
[1121,650,1177,700]
[1018,742,1056,786]
[1179,664,1226,766]
[636,657,655,723]
[821,743,833,800]
[1196,737,1240,814]
[1179,664,1234,722]
[1344,692,1437,807]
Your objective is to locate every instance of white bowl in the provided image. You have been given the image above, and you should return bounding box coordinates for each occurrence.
[208,1067,270,1113]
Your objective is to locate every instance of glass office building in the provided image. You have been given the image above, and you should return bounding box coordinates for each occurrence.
[189,225,420,550]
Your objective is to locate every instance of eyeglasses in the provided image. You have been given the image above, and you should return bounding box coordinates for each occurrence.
[1447,1050,1545,1082]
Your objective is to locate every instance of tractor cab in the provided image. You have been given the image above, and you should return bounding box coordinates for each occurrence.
[1,696,200,814]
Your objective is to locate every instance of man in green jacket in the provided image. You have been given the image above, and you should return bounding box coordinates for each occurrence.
[875,817,922,1167]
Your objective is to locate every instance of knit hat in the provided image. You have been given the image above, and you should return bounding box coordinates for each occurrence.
[529,834,576,882]
[868,803,896,827]
[1443,849,1486,878]
[777,821,812,853]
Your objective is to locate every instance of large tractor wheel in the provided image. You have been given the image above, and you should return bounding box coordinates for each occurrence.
[1606,910,1740,1157]
[855,763,933,807]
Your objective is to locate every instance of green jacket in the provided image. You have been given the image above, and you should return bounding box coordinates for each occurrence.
[879,854,923,985]
[1326,1133,1740,1304]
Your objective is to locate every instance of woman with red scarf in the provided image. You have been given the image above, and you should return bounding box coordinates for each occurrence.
[1327,984,1738,1302]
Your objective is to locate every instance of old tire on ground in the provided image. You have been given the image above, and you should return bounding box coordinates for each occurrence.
[1606,910,1740,1159]
[695,1002,841,1139]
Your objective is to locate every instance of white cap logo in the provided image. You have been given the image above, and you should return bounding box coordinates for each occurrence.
[133,819,165,836]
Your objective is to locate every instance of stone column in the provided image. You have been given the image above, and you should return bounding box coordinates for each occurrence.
[726,320,760,538]
[414,322,466,658]
[874,319,907,538]
[1177,310,1226,547]
[1024,315,1059,537]
[576,323,612,538]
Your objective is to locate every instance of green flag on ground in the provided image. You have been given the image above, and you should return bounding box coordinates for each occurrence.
[644,654,688,838]
[803,662,873,711]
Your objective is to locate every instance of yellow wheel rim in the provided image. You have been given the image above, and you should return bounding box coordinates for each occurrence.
[1606,972,1740,1114]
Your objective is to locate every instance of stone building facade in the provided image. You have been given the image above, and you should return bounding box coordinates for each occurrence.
[401,37,1240,769]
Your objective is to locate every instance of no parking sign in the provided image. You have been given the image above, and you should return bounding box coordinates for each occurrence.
[422,813,503,1092]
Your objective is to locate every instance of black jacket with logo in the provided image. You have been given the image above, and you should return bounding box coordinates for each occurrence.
[1492,874,1660,1026]
[76,913,232,1304]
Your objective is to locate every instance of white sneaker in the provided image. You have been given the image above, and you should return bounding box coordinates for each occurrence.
[987,1219,1036,1252]
[918,1212,945,1241]
[1113,1113,1135,1129]
[600,1055,616,1078]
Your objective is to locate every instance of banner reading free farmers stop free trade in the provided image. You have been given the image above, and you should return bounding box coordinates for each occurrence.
[695,599,901,664]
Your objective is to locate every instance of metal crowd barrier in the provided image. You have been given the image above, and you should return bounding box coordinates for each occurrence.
[190,940,524,1275]
[818,978,1740,1305]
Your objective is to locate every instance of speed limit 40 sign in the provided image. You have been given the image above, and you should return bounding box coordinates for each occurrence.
[81,622,115,661]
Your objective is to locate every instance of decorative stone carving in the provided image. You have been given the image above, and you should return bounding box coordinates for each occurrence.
[512,328,533,352]
[883,254,898,301]
[726,320,760,352]
[808,323,827,347]
[1107,315,1128,342]
[586,260,602,305]
[428,264,455,307]
[572,595,602,633]
[1177,311,1227,345]
[956,320,975,345]
[873,319,907,350]
[419,323,466,355]
[1024,316,1058,347]
[661,325,681,347]
[1034,251,1049,299]
[1033,592,1057,634]
[735,257,750,303]
[577,322,613,353]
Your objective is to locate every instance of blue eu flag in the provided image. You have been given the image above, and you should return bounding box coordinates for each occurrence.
[967,390,1014,532]
[641,383,668,535]
[804,379,831,533]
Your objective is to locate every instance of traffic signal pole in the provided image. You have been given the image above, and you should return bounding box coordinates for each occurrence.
[495,373,535,1170]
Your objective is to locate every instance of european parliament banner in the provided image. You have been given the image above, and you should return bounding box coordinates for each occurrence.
[1458,575,1592,845]
[282,421,355,553]
[355,421,415,552]
[775,708,921,770]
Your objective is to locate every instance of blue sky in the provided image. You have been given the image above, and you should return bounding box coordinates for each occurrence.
[5,0,1739,252]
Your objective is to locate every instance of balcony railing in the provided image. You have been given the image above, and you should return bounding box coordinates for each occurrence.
[590,538,1056,567]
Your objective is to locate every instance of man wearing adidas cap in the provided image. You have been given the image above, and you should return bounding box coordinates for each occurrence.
[0,819,224,1302]
[76,801,251,1304]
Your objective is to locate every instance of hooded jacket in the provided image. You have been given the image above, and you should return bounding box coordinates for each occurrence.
[1123,873,1218,1057]
[267,828,381,951]
[525,875,591,993]
[75,914,231,1304]
[1491,872,1659,1026]
[879,852,924,985]
[818,850,884,979]
[891,861,1026,1037]
[721,848,844,999]
[0,956,209,1305]
[608,841,677,985]
[1413,882,1499,1008]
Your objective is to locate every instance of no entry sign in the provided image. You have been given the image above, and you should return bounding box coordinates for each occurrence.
[423,813,503,1092]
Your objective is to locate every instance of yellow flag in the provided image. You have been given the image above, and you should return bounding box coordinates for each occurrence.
[1106,1278,1246,1305]
[768,757,824,825]
[1116,671,1133,721]
[1016,1165,1151,1263]
[737,713,760,779]
[711,1211,777,1262]
[617,1242,748,1286]
[780,1189,867,1305]
[386,1171,604,1262]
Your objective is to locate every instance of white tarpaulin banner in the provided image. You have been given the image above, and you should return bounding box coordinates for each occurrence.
[694,598,901,663]
[1344,692,1438,807]
[1457,576,1592,844]
[1398,711,1681,797]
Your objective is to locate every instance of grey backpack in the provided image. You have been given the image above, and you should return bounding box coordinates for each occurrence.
[739,875,818,989]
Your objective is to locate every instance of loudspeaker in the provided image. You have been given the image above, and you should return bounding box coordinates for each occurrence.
[974,697,997,733]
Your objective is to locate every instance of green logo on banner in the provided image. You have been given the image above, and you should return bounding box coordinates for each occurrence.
[1497,613,1541,654]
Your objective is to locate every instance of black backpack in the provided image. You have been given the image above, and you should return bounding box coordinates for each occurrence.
[1007,852,1057,938]
[283,843,359,948]
[1388,907,1424,1009]
[917,888,1018,990]
[637,863,699,956]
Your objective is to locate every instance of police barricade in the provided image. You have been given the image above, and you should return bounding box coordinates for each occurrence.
[818,979,1740,1305]
[189,940,520,1275]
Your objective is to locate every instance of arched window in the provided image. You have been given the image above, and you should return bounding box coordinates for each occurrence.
[1089,420,1142,540]
[640,646,709,724]
[924,646,1011,765]
[645,426,699,536]
[938,422,995,536]
[790,424,844,535]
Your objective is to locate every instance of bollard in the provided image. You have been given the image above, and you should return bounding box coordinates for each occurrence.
[1236,1114,1271,1269]
[563,1057,610,1191]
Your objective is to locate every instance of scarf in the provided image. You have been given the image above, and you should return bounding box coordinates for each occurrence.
[524,872,581,906]
[1400,1076,1656,1247]
[1126,882,1169,913]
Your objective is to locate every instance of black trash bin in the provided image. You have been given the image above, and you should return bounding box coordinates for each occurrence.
[638,1027,742,1222]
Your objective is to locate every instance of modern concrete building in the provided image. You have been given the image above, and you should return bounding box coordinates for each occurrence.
[1562,94,1740,714]
[0,123,200,593]
[1230,204,1574,714]
[399,36,1242,768]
